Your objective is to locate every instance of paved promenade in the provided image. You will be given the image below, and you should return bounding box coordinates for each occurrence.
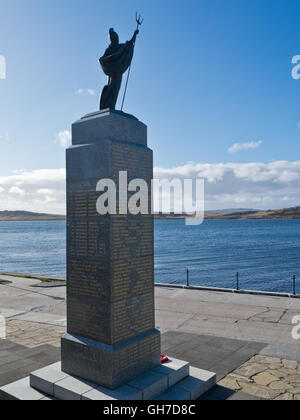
[1,274,300,400]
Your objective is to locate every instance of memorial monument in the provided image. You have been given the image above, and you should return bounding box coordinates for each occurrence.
[0,16,216,400]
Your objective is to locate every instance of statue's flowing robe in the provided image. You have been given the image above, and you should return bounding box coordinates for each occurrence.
[100,41,135,77]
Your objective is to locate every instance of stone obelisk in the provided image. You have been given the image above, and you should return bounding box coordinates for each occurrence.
[61,109,161,390]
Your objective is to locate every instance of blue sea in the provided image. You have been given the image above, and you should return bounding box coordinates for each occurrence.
[0,219,299,294]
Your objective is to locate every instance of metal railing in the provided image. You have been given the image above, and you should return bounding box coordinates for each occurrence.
[181,268,298,296]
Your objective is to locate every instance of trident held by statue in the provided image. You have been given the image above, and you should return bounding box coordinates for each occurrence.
[121,13,144,111]
[135,12,144,31]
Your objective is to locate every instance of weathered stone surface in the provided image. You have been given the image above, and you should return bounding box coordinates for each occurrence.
[254,356,281,365]
[282,359,298,370]
[253,372,278,386]
[229,373,252,384]
[221,355,300,400]
[235,363,266,378]
[218,377,241,391]
[267,370,285,379]
[267,364,283,370]
[286,375,300,384]
[277,368,297,376]
[274,393,294,400]
[269,381,292,392]
[241,383,281,400]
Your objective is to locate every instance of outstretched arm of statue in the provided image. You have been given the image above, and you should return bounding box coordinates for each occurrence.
[131,29,139,44]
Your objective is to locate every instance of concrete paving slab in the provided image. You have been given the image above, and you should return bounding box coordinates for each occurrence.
[2,274,300,348]
[156,297,266,320]
[155,287,300,311]
[15,312,66,326]
[259,343,300,362]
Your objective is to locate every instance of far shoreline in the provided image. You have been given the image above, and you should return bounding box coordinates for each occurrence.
[0,207,300,222]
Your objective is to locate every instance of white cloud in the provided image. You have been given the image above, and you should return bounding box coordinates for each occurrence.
[228,140,262,153]
[76,88,96,96]
[56,130,71,148]
[0,161,299,214]
[0,133,10,143]
[0,169,66,214]
[154,160,300,211]
[12,169,27,174]
[37,189,54,195]
[9,186,25,196]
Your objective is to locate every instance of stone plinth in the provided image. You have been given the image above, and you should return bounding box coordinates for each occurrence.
[0,359,217,401]
[62,110,161,389]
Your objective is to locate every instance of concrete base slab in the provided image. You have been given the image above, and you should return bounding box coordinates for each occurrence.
[29,362,67,396]
[152,358,190,388]
[82,383,143,401]
[155,386,192,401]
[0,358,216,401]
[175,367,217,400]
[128,371,168,400]
[0,377,46,401]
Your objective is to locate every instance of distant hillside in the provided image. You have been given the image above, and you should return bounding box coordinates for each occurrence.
[155,207,300,220]
[155,209,257,220]
[205,208,258,215]
[206,206,300,220]
[0,207,299,221]
[0,211,66,221]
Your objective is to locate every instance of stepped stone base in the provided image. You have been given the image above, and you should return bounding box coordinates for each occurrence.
[61,330,161,390]
[0,359,216,401]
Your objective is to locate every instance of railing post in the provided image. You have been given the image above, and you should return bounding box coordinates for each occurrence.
[186,268,190,287]
[293,275,296,295]
[236,272,239,291]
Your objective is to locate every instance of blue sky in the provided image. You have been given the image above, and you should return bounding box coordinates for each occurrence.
[0,0,300,212]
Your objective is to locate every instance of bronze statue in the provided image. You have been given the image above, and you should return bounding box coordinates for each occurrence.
[99,14,143,111]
